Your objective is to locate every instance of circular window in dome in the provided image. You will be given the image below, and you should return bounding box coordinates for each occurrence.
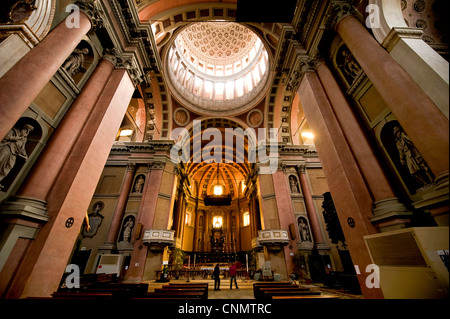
[165,22,270,116]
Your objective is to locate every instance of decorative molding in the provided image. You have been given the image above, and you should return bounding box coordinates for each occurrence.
[76,0,104,30]
[151,161,166,170]
[0,24,40,48]
[296,164,307,174]
[381,27,424,52]
[126,162,136,172]
[326,0,356,30]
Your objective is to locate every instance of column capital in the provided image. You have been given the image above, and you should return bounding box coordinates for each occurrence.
[287,55,322,91]
[296,164,307,174]
[102,48,144,86]
[126,162,136,172]
[76,0,104,30]
[277,162,287,172]
[150,161,166,170]
[326,0,356,30]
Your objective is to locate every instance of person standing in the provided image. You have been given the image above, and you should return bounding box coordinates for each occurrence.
[229,263,239,289]
[213,263,221,291]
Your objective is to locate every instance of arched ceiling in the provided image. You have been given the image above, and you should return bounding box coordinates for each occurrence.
[133,0,293,143]
[178,118,253,200]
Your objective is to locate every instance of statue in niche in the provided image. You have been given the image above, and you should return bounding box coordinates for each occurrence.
[337,45,361,84]
[118,215,135,243]
[393,125,434,188]
[289,175,300,193]
[133,174,145,193]
[298,217,312,242]
[63,47,89,77]
[82,201,104,238]
[0,123,34,189]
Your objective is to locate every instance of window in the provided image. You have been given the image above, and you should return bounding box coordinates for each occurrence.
[185,212,191,225]
[213,216,223,228]
[243,212,250,226]
[213,185,224,196]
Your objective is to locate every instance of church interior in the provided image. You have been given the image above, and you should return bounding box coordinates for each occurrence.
[0,0,448,301]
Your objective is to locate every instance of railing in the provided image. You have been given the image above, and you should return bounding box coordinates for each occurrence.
[142,229,175,246]
[257,230,290,246]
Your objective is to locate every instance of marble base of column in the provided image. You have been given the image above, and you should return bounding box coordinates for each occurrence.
[314,243,330,250]
[97,241,117,253]
[434,171,449,192]
[370,198,414,232]
[0,197,49,223]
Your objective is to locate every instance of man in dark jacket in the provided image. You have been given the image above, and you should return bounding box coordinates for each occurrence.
[213,264,221,291]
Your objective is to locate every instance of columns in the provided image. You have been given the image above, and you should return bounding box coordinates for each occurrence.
[1,67,135,298]
[204,212,210,252]
[103,163,136,249]
[193,199,200,252]
[125,161,166,283]
[226,211,232,250]
[297,71,383,298]
[0,11,93,141]
[336,14,449,188]
[272,168,300,275]
[234,210,241,252]
[315,62,413,231]
[296,165,325,245]
[15,58,115,202]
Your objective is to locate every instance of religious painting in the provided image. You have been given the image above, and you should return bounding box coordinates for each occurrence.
[381,120,435,195]
[118,215,136,243]
[0,117,42,192]
[82,201,105,238]
[336,44,362,86]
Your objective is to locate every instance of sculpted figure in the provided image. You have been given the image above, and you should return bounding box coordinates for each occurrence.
[0,124,34,187]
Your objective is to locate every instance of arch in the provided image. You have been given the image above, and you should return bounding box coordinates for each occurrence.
[369,0,449,118]
[368,0,407,44]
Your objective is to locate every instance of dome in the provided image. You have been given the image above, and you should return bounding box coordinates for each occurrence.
[166,22,270,116]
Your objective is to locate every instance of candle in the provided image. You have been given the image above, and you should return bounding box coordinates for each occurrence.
[188,255,191,269]
[194,254,196,268]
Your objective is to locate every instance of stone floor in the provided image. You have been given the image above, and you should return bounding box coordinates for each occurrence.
[143,278,364,299]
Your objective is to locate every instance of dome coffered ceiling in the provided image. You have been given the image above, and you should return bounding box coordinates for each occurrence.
[179,22,258,66]
[165,22,271,116]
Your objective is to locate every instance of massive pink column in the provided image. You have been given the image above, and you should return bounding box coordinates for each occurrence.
[103,162,136,248]
[298,71,383,299]
[316,62,412,230]
[336,15,449,188]
[295,165,325,245]
[272,169,300,276]
[125,162,166,283]
[2,68,135,298]
[0,12,92,141]
[16,58,115,202]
